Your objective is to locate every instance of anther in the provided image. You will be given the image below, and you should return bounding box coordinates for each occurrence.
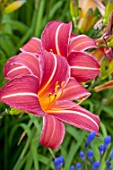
[55,81,60,93]
[50,49,53,53]
[61,81,65,87]
[48,92,52,96]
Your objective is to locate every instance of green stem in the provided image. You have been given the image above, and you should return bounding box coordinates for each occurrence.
[48,148,55,159]
[84,149,88,170]
[4,116,8,170]
[12,116,37,170]
[0,12,3,31]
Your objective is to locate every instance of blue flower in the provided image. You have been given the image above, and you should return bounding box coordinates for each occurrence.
[87,149,93,162]
[53,132,112,170]
[54,156,64,170]
[85,131,96,147]
[79,151,85,161]
[76,162,82,170]
[92,161,100,170]
[70,165,75,170]
[99,144,105,157]
[104,136,111,150]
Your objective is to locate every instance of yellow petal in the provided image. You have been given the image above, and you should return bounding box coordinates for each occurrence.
[4,0,26,14]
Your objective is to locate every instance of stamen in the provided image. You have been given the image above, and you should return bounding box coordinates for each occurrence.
[50,93,57,107]
[55,81,60,93]
[58,81,65,99]
[50,49,53,53]
[46,92,57,110]
[61,81,65,87]
[48,92,52,107]
[46,81,65,111]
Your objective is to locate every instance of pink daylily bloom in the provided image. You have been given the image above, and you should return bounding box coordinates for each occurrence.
[0,51,100,149]
[68,34,97,53]
[68,51,100,82]
[20,37,42,53]
[20,20,100,82]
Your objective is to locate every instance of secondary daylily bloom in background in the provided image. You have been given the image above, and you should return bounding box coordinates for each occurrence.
[93,47,113,91]
[77,0,105,32]
[20,20,100,82]
[92,46,113,79]
[92,47,113,64]
[78,0,105,17]
[0,51,100,149]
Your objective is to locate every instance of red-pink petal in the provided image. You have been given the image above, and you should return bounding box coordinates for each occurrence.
[68,51,100,82]
[0,75,44,116]
[41,21,72,57]
[4,52,41,80]
[48,103,100,135]
[20,37,42,53]
[59,77,90,101]
[38,51,70,96]
[40,115,65,148]
[68,35,97,54]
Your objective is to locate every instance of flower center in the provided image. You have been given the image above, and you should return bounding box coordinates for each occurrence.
[38,81,65,112]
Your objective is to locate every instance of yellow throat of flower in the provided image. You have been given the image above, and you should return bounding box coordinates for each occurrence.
[38,81,65,112]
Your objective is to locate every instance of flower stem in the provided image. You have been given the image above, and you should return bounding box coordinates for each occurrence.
[84,149,88,170]
[48,148,55,159]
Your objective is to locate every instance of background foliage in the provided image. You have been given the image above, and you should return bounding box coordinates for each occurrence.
[0,0,113,170]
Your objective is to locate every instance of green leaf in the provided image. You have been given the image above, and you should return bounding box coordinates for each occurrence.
[70,0,79,18]
[0,35,16,57]
[103,2,113,24]
[31,139,40,170]
[9,108,23,115]
[64,131,86,170]
[107,38,113,48]
[2,20,28,34]
[103,106,113,118]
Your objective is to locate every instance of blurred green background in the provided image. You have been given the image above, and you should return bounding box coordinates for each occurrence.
[0,0,113,170]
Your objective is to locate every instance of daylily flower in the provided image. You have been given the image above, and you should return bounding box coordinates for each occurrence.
[0,51,100,149]
[20,20,100,83]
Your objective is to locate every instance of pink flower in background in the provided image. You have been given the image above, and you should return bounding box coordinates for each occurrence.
[0,51,100,149]
[21,20,100,82]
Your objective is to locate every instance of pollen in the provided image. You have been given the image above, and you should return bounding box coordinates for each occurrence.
[55,81,60,93]
[61,81,65,87]
[50,49,53,53]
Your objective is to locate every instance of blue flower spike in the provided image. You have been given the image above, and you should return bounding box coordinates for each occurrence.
[59,156,64,166]
[109,149,113,160]
[106,160,111,168]
[106,149,113,170]
[54,156,64,170]
[107,167,112,170]
[87,149,93,162]
[76,162,82,170]
[79,151,85,161]
[70,165,75,170]
[99,144,105,157]
[85,131,96,148]
[92,161,100,170]
[104,136,111,150]
[53,136,112,170]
